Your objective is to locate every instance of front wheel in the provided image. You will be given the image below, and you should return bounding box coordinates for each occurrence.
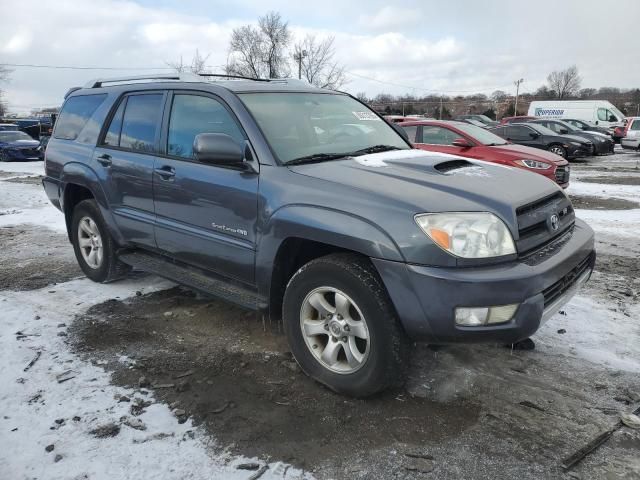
[548,144,567,158]
[71,199,130,282]
[283,253,409,397]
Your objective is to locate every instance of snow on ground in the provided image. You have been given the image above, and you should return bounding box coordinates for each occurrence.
[0,163,309,480]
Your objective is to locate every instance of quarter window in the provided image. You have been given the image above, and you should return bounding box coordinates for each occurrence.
[54,94,107,140]
[167,94,245,159]
[103,99,126,146]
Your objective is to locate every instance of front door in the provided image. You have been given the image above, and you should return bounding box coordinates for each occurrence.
[153,92,258,285]
[94,91,166,247]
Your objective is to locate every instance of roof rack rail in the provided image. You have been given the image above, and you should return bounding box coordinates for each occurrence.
[84,73,203,88]
[197,73,270,82]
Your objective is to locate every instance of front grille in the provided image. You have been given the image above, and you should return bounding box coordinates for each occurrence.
[516,191,575,255]
[542,252,594,307]
[555,166,570,184]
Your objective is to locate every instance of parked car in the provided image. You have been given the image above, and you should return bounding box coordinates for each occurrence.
[563,118,610,137]
[399,120,570,188]
[489,123,593,159]
[456,118,490,128]
[0,123,20,131]
[613,124,626,144]
[620,117,640,150]
[500,115,537,125]
[454,115,498,127]
[526,119,614,155]
[0,130,43,161]
[43,74,595,397]
[528,100,625,131]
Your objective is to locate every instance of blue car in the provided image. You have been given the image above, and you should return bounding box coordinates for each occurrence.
[0,130,43,161]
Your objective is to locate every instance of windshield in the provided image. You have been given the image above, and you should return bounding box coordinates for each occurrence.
[555,120,579,132]
[527,123,558,136]
[239,92,409,164]
[475,115,494,123]
[454,123,507,145]
[0,131,34,142]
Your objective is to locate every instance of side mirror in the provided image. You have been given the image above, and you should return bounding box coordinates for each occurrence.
[452,138,472,148]
[193,133,244,166]
[529,132,540,139]
[559,128,569,134]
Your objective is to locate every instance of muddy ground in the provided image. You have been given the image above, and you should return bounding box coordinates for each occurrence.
[3,153,640,479]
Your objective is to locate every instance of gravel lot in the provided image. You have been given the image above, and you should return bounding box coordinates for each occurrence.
[1,150,639,480]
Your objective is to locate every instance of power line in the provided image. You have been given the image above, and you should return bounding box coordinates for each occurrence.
[345,70,512,94]
[0,62,227,71]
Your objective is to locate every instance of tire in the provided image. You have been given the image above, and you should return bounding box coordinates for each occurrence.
[548,144,567,158]
[70,199,130,283]
[283,253,409,397]
[0,151,9,162]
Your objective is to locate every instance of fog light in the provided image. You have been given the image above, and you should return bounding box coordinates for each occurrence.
[455,304,519,326]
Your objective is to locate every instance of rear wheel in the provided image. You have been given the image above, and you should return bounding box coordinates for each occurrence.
[283,253,409,397]
[71,199,130,282]
[548,144,567,158]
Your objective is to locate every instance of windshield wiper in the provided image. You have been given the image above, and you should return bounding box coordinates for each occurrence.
[285,153,349,166]
[347,144,402,156]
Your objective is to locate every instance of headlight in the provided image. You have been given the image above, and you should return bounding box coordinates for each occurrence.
[515,159,552,170]
[570,141,582,146]
[415,212,516,258]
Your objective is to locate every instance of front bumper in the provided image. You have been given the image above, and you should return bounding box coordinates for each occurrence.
[1,148,43,161]
[373,218,595,344]
[566,144,591,158]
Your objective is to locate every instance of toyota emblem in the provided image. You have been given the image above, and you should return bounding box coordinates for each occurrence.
[549,214,560,231]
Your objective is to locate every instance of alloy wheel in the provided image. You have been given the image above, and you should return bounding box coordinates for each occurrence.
[77,216,104,269]
[299,286,370,374]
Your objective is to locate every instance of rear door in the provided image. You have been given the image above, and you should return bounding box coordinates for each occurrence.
[153,91,258,285]
[94,91,166,247]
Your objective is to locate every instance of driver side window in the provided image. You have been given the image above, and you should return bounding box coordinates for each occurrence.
[421,126,457,145]
[597,108,608,122]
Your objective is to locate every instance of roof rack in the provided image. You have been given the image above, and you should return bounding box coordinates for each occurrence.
[197,73,270,82]
[83,73,204,88]
[82,73,312,90]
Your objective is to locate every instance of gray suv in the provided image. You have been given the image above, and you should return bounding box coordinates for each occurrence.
[43,74,595,396]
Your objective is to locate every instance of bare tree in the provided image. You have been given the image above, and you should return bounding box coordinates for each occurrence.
[547,65,581,99]
[355,92,369,102]
[490,90,507,102]
[166,49,210,75]
[293,35,346,89]
[227,11,291,79]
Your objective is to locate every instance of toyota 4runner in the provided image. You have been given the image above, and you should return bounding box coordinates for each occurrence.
[43,74,595,397]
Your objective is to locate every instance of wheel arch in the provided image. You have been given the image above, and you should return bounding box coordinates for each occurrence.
[257,205,404,320]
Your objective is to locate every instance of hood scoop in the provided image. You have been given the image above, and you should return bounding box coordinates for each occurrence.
[434,159,477,174]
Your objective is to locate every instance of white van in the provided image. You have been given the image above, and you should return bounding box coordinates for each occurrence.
[528,100,625,130]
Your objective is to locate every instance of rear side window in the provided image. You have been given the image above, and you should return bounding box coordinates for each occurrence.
[120,94,163,152]
[167,94,245,159]
[54,94,107,140]
[103,99,126,146]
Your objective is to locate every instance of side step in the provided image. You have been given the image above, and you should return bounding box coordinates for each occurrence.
[119,251,266,311]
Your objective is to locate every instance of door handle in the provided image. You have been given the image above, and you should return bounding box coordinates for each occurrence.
[96,153,112,167]
[154,166,176,179]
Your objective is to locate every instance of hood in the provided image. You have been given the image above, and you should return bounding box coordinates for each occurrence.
[2,139,40,148]
[288,149,560,223]
[488,143,566,164]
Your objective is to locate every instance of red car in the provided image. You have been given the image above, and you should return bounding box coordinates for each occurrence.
[499,115,537,125]
[399,120,570,188]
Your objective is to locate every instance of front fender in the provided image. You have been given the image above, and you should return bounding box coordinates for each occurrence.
[255,204,404,298]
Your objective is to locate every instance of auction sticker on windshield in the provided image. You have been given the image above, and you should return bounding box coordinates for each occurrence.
[352,111,381,121]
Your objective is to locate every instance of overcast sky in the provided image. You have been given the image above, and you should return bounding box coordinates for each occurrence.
[1,0,639,113]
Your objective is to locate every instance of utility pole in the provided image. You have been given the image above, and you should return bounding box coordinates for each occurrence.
[514,78,524,116]
[294,49,307,80]
[439,96,443,120]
